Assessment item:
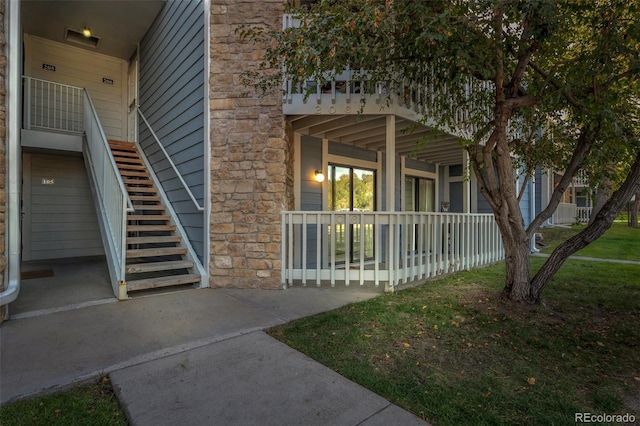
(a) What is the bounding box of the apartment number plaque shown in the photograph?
[102,78,114,85]
[42,63,56,72]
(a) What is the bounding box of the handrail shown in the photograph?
[85,91,134,212]
[83,89,133,299]
[136,106,204,211]
[22,76,84,133]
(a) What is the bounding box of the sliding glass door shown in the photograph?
[328,165,375,262]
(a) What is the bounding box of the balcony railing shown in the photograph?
[573,170,589,186]
[552,202,578,225]
[23,76,84,133]
[576,207,592,223]
[281,15,494,140]
[282,211,503,290]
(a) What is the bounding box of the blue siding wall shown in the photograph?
[138,0,205,262]
[476,186,493,213]
[519,176,531,226]
[535,168,542,216]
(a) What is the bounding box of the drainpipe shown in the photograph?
[530,172,540,253]
[0,0,22,310]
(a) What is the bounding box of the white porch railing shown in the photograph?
[282,211,503,290]
[82,90,133,299]
[552,202,577,225]
[23,76,84,133]
[576,207,592,223]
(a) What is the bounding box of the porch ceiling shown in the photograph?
[21,0,166,59]
[289,114,465,166]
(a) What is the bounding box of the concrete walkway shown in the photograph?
[0,286,429,425]
[532,252,640,265]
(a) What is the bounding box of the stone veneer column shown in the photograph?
[0,0,7,319]
[209,1,294,288]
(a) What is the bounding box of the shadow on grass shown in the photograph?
[269,259,640,425]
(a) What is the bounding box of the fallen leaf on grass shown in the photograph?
[527,377,536,385]
[402,342,411,348]
[634,377,640,382]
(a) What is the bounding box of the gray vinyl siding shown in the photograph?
[300,136,323,210]
[329,142,377,162]
[476,186,493,213]
[519,177,531,226]
[24,35,127,140]
[535,168,542,216]
[24,153,104,260]
[449,182,463,213]
[138,0,205,262]
[405,158,436,174]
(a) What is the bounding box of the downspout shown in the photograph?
[0,0,21,309]
[530,172,540,253]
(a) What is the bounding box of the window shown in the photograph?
[328,165,375,262]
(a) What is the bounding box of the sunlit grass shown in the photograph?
[0,377,126,426]
[269,258,640,425]
[539,222,640,261]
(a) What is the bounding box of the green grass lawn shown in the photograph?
[539,222,640,261]
[0,377,126,426]
[3,223,639,425]
[269,259,640,425]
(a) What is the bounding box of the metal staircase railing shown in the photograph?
[136,106,204,212]
[82,90,133,299]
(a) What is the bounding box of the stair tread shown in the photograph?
[127,214,171,221]
[127,187,157,194]
[120,170,151,177]
[108,139,136,148]
[128,224,176,232]
[132,205,166,211]
[127,274,201,292]
[127,236,181,244]
[123,178,154,185]
[115,157,144,165]
[111,150,140,159]
[118,164,147,171]
[127,247,187,258]
[130,195,161,201]
[126,260,194,274]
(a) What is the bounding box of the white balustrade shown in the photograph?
[83,90,133,299]
[552,202,578,225]
[281,211,504,289]
[23,76,84,133]
[576,207,592,223]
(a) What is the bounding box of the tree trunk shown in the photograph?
[589,174,612,225]
[630,189,640,228]
[502,236,533,302]
[494,214,533,302]
[531,150,640,301]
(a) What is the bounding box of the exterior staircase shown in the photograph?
[108,140,201,293]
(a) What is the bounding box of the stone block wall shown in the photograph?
[209,1,294,288]
[0,0,6,319]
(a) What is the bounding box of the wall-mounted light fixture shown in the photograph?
[82,27,92,38]
[314,170,325,183]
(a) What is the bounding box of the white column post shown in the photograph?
[385,115,396,291]
[463,151,471,213]
[385,115,396,212]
